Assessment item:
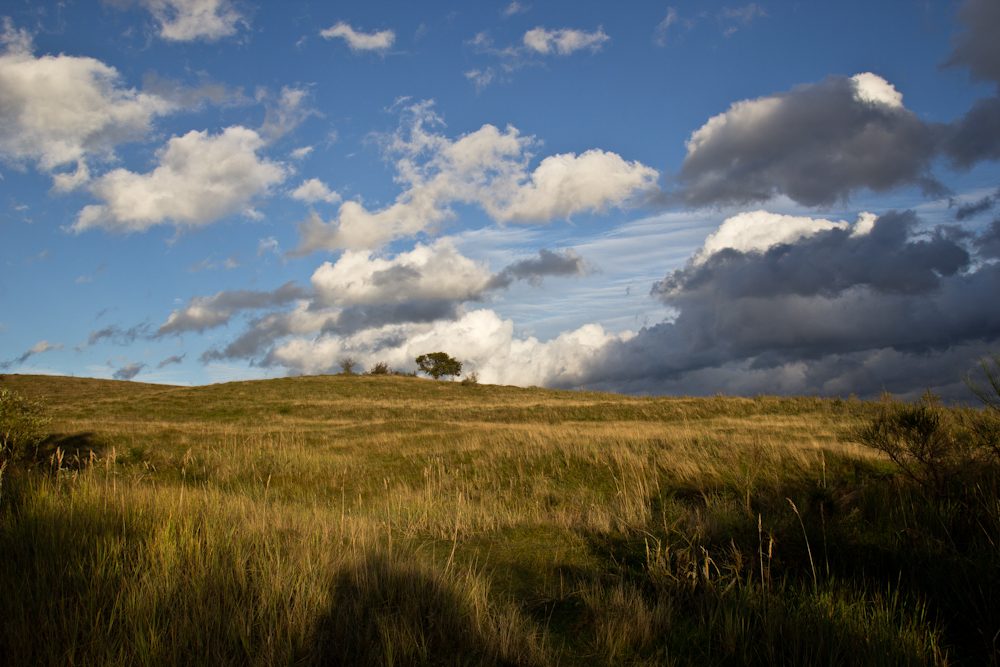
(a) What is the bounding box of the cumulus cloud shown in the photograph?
[674,73,946,207]
[576,210,1000,399]
[294,101,658,253]
[184,241,595,364]
[290,178,341,204]
[113,362,146,381]
[158,281,309,335]
[320,22,395,53]
[311,239,492,307]
[108,0,248,42]
[0,20,174,184]
[693,210,876,262]
[522,27,609,55]
[267,308,626,386]
[1,340,64,370]
[73,126,288,233]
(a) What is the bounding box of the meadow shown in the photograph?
[1,372,998,666]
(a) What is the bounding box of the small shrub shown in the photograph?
[854,391,986,496]
[965,348,1000,413]
[368,362,390,375]
[0,388,49,464]
[338,357,358,374]
[461,372,479,386]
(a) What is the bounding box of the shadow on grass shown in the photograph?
[34,432,105,468]
[311,550,543,667]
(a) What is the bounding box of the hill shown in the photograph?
[0,373,996,666]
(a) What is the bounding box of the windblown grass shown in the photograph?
[1,373,996,665]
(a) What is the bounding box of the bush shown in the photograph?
[855,391,997,497]
[966,348,1000,413]
[368,362,390,375]
[415,353,462,380]
[461,372,479,386]
[0,388,49,464]
[338,357,358,374]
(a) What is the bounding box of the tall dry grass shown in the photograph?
[1,373,992,665]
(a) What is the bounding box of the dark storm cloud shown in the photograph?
[975,220,1000,259]
[576,211,1000,399]
[952,188,998,220]
[652,211,969,300]
[943,0,1000,87]
[674,0,1000,211]
[487,248,588,290]
[673,75,947,208]
[944,97,1000,169]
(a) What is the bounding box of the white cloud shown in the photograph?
[290,146,314,160]
[311,238,493,306]
[257,236,280,256]
[850,72,904,108]
[73,126,288,233]
[137,0,247,42]
[0,22,174,181]
[523,27,609,55]
[320,22,395,53]
[290,178,341,204]
[653,9,678,46]
[464,68,495,91]
[269,307,626,386]
[497,149,660,222]
[696,210,857,262]
[295,102,659,252]
[501,2,531,17]
[258,86,317,140]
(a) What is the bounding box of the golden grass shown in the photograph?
[0,373,960,666]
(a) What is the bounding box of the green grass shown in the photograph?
[0,372,996,666]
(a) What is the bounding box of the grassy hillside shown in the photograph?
[1,373,997,666]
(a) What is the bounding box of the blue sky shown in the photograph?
[2,0,999,399]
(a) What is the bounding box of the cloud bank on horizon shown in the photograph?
[2,0,999,400]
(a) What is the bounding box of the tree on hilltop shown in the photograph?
[415,352,462,380]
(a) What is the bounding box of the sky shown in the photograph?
[1,0,999,400]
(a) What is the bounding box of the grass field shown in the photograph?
[1,372,998,666]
